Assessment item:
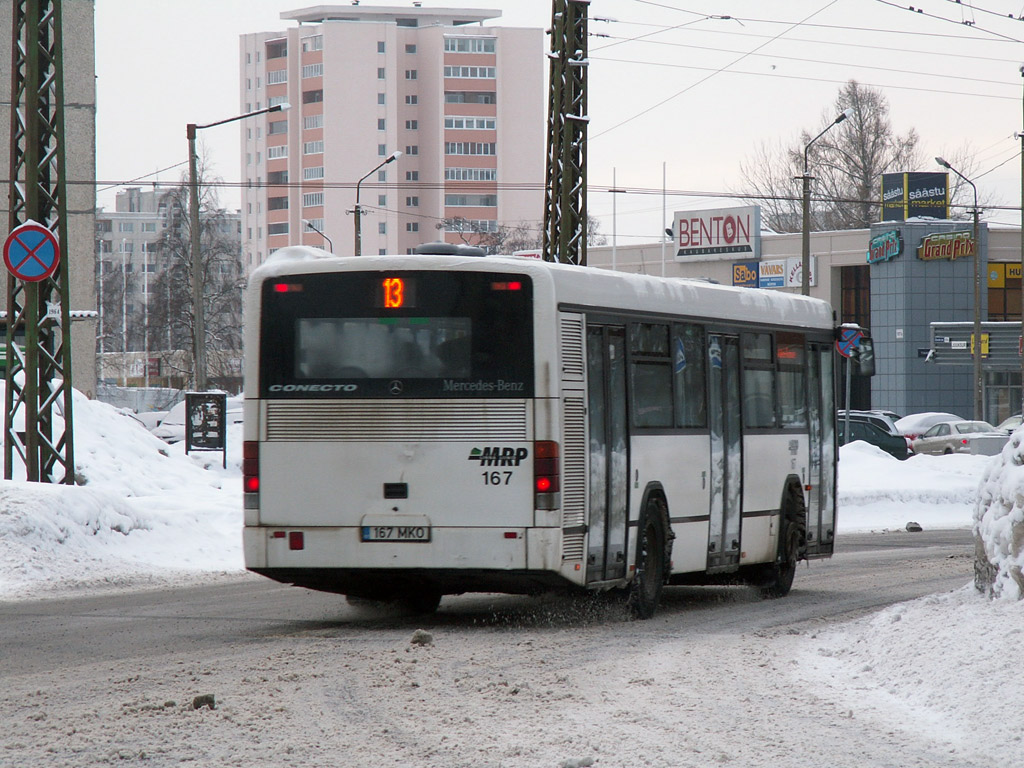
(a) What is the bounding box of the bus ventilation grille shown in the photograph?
[265,400,529,441]
[561,396,586,561]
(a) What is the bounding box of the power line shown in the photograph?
[873,0,1024,43]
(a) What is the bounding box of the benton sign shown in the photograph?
[881,172,949,221]
[917,231,975,261]
[674,205,761,261]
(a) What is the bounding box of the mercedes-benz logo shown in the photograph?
[388,380,404,395]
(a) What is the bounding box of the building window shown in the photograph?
[378,118,386,131]
[303,89,324,104]
[378,222,387,235]
[444,116,496,130]
[405,120,418,130]
[118,222,133,232]
[445,218,497,233]
[378,170,387,182]
[405,44,417,54]
[405,145,418,155]
[377,93,386,105]
[268,145,288,159]
[301,35,322,52]
[268,120,288,135]
[303,140,324,155]
[445,194,497,207]
[302,63,323,78]
[378,67,386,79]
[443,65,496,79]
[406,171,419,181]
[267,69,287,85]
[445,167,498,181]
[406,196,419,207]
[303,192,324,207]
[141,222,157,232]
[444,91,496,104]
[444,37,496,53]
[405,94,418,105]
[268,196,289,210]
[268,95,287,107]
[405,70,418,80]
[396,18,418,27]
[303,166,325,180]
[266,40,287,59]
[267,170,288,184]
[303,114,323,130]
[378,144,387,156]
[445,142,496,155]
[376,195,386,207]
[304,218,325,232]
[377,41,386,54]
[407,222,419,232]
[268,222,289,236]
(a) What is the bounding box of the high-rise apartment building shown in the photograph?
[239,5,544,268]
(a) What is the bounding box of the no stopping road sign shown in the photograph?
[3,221,60,282]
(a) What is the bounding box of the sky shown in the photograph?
[0,389,1022,764]
[94,0,1024,244]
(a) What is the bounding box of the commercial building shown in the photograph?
[0,0,97,398]
[589,206,1024,425]
[239,4,545,270]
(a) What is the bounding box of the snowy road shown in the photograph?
[0,529,984,768]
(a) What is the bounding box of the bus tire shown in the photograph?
[758,483,806,599]
[402,589,443,615]
[627,496,670,620]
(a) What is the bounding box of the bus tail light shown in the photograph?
[243,441,260,507]
[534,440,560,510]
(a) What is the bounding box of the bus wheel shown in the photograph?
[627,497,668,620]
[759,485,806,599]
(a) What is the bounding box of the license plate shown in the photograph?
[361,524,431,542]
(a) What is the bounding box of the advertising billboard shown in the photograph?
[674,205,761,261]
[881,172,949,221]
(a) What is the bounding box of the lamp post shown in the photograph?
[121,238,128,386]
[354,150,402,257]
[1019,64,1024,419]
[799,107,853,296]
[188,102,288,391]
[936,156,983,421]
[302,219,333,253]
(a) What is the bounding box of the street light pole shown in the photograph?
[799,108,853,296]
[188,102,288,391]
[936,156,983,421]
[302,219,333,253]
[354,150,402,257]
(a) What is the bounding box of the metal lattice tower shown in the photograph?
[542,0,589,266]
[5,0,75,483]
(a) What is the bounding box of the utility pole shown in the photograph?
[542,0,589,266]
[4,0,75,483]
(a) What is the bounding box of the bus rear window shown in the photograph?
[260,270,533,398]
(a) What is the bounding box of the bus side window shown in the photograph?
[630,323,672,428]
[673,323,706,428]
[741,332,777,429]
[776,332,806,428]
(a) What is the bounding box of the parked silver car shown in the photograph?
[911,420,1001,455]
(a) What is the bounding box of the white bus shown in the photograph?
[242,245,839,618]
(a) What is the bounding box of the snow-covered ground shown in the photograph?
[0,393,1021,766]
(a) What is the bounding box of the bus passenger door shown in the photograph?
[586,325,629,583]
[805,343,836,556]
[707,334,742,571]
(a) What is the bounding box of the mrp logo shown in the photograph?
[732,261,759,288]
[468,446,529,466]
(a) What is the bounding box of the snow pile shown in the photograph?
[0,389,242,599]
[837,440,991,532]
[974,428,1024,599]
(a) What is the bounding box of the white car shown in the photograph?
[894,412,963,441]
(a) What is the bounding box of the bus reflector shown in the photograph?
[289,531,304,550]
[534,440,559,508]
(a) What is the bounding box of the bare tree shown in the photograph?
[443,215,606,255]
[738,80,987,232]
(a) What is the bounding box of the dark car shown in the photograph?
[838,418,910,460]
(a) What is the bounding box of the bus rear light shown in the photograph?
[491,281,522,291]
[289,531,304,550]
[243,441,260,497]
[534,440,560,508]
[273,282,304,293]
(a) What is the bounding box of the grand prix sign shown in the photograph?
[674,205,761,261]
[917,231,974,261]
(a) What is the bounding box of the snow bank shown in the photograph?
[0,388,243,600]
[974,429,1024,599]
[838,441,989,532]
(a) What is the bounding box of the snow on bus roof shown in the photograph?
[250,248,834,329]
